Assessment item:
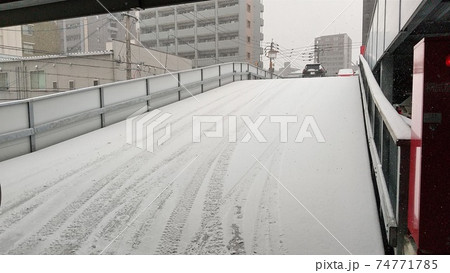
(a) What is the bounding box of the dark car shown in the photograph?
[302,63,327,77]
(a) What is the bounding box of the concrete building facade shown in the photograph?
[21,22,61,56]
[0,26,23,57]
[0,21,61,58]
[314,33,352,76]
[138,0,264,67]
[59,13,135,53]
[0,40,191,101]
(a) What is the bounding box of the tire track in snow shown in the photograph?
[183,144,235,254]
[155,147,223,254]
[6,149,154,254]
[90,149,193,254]
[251,155,287,254]
[0,146,133,235]
[42,146,195,255]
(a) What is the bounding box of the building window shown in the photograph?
[66,34,81,41]
[22,24,34,36]
[0,72,8,90]
[30,70,46,89]
[247,20,251,28]
[69,80,75,90]
[247,36,251,43]
[52,81,58,90]
[247,4,251,12]
[93,79,99,86]
[23,42,34,55]
[247,52,251,59]
[66,22,80,29]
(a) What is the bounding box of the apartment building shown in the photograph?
[138,0,264,67]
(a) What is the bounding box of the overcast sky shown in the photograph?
[262,0,362,70]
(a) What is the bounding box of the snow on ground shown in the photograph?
[0,78,384,254]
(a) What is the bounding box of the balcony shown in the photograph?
[177,44,196,54]
[158,15,176,25]
[197,27,216,36]
[217,5,239,17]
[197,9,216,19]
[197,40,216,51]
[140,33,157,42]
[140,17,156,26]
[218,22,239,32]
[217,38,239,50]
[177,27,195,38]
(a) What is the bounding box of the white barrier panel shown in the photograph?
[103,80,146,106]
[180,70,202,99]
[221,63,234,85]
[203,66,220,92]
[0,102,30,161]
[258,68,265,77]
[149,74,178,92]
[221,63,233,75]
[33,89,101,150]
[150,89,179,109]
[35,117,101,150]
[33,89,100,125]
[104,103,147,126]
[103,80,147,125]
[0,102,29,134]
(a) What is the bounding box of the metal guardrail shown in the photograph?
[0,62,276,162]
[359,55,411,254]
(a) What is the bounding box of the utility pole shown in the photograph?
[122,12,139,80]
[265,39,279,74]
[125,13,131,80]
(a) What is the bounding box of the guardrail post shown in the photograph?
[256,67,259,79]
[27,101,36,152]
[232,63,235,82]
[177,73,181,101]
[201,68,204,93]
[99,87,106,128]
[240,63,243,81]
[218,65,222,87]
[247,64,250,80]
[146,78,150,110]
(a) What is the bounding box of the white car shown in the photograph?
[337,69,355,76]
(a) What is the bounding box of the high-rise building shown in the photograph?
[138,0,264,67]
[314,33,352,76]
[59,13,136,53]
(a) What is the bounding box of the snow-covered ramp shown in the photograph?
[0,77,384,254]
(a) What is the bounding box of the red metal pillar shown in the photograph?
[409,36,450,254]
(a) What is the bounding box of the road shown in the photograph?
[0,78,384,254]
